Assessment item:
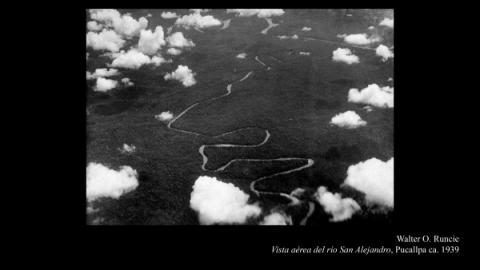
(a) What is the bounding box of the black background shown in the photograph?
[10,2,471,261]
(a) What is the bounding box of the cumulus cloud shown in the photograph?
[226,9,285,18]
[236,53,246,59]
[166,32,195,48]
[278,34,298,40]
[190,176,262,225]
[164,65,196,87]
[86,29,125,52]
[89,9,121,22]
[332,48,359,64]
[330,110,367,129]
[86,162,139,202]
[299,51,310,56]
[87,68,119,80]
[137,26,166,55]
[375,44,394,62]
[110,49,168,69]
[314,186,361,222]
[302,26,312,31]
[348,84,394,108]
[152,55,170,66]
[260,212,292,225]
[121,77,133,86]
[155,111,174,121]
[368,26,375,30]
[175,13,222,29]
[120,143,136,153]
[379,18,394,28]
[343,33,379,45]
[89,9,148,37]
[167,48,182,55]
[87,21,103,31]
[190,9,209,13]
[94,77,118,92]
[161,11,178,19]
[344,158,394,207]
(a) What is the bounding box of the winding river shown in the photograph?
[261,18,279,35]
[165,56,315,225]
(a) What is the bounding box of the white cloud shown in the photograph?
[302,26,312,31]
[315,186,360,222]
[137,26,166,55]
[110,49,167,69]
[348,84,394,108]
[94,77,118,92]
[167,48,182,55]
[120,143,136,153]
[375,44,394,62]
[330,110,367,129]
[86,162,139,202]
[260,212,291,225]
[299,51,310,56]
[190,9,209,13]
[257,9,285,18]
[151,55,170,66]
[226,9,285,18]
[236,53,246,59]
[89,9,148,37]
[121,77,133,86]
[278,34,298,40]
[227,9,259,17]
[379,18,394,28]
[368,26,375,30]
[161,11,178,19]
[166,32,195,48]
[164,65,196,87]
[86,29,125,52]
[332,48,359,64]
[87,21,103,31]
[343,33,379,45]
[155,111,174,121]
[364,106,373,112]
[175,13,222,29]
[87,68,119,80]
[190,176,262,225]
[344,158,394,207]
[89,9,121,25]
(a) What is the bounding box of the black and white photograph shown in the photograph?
[2,3,472,261]
[86,9,394,226]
